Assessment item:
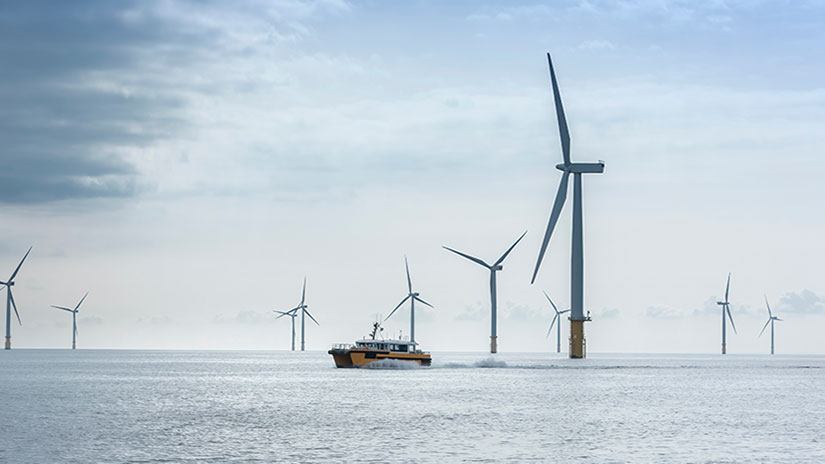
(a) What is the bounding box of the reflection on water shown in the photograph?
[1,350,823,463]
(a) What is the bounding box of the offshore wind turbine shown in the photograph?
[444,231,527,353]
[2,247,32,350]
[273,307,299,351]
[531,53,604,359]
[543,291,570,354]
[716,273,737,354]
[759,295,783,355]
[385,256,433,343]
[287,278,318,351]
[51,293,88,350]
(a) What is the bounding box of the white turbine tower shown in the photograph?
[273,307,299,351]
[759,295,783,355]
[444,231,527,353]
[716,273,736,354]
[543,291,570,354]
[2,247,32,350]
[531,53,604,359]
[51,293,88,350]
[283,278,319,351]
[385,256,433,343]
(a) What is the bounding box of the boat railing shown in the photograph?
[331,343,354,350]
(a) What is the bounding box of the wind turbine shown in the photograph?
[716,273,736,354]
[543,291,570,354]
[273,307,299,351]
[530,53,604,359]
[286,278,318,351]
[443,231,527,353]
[51,293,88,350]
[759,295,782,355]
[1,247,32,350]
[384,256,433,344]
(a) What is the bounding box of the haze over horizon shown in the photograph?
[2,0,824,353]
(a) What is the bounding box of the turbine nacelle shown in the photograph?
[556,162,605,174]
[492,264,503,271]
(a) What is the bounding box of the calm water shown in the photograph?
[1,350,823,463]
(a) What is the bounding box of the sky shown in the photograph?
[1,0,824,353]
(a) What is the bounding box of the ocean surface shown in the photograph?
[1,350,823,463]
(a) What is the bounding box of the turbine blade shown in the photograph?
[726,305,737,334]
[413,296,433,308]
[303,308,320,326]
[442,246,490,268]
[273,309,297,319]
[9,291,21,325]
[405,255,412,294]
[775,317,783,322]
[74,292,89,311]
[543,291,559,313]
[301,277,306,307]
[560,309,571,314]
[725,273,731,302]
[764,295,772,317]
[531,171,570,284]
[385,295,411,321]
[494,230,528,267]
[52,305,74,312]
[9,246,32,282]
[547,53,571,166]
[547,313,558,337]
[759,319,771,337]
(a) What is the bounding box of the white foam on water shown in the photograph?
[360,358,422,369]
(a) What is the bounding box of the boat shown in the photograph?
[328,322,431,368]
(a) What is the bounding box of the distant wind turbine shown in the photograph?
[530,53,604,359]
[285,278,318,351]
[716,273,736,354]
[273,307,299,351]
[543,291,570,354]
[2,247,32,350]
[443,231,527,353]
[759,295,783,355]
[385,256,433,343]
[52,293,89,350]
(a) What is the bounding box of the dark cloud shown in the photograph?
[777,290,825,315]
[0,2,204,203]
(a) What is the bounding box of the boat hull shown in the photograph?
[328,348,431,368]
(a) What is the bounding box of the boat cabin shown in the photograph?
[354,339,418,353]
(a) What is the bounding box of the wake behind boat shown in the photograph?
[328,322,431,368]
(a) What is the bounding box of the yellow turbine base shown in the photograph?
[570,320,586,359]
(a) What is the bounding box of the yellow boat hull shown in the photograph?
[328,348,431,368]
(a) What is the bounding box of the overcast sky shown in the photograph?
[2,0,824,353]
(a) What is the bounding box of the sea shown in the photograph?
[1,350,823,463]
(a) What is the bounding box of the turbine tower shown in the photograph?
[385,256,433,343]
[444,231,527,353]
[759,295,782,355]
[51,292,88,350]
[531,53,604,359]
[273,307,299,351]
[716,273,736,354]
[287,278,318,351]
[1,247,32,350]
[543,291,570,354]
